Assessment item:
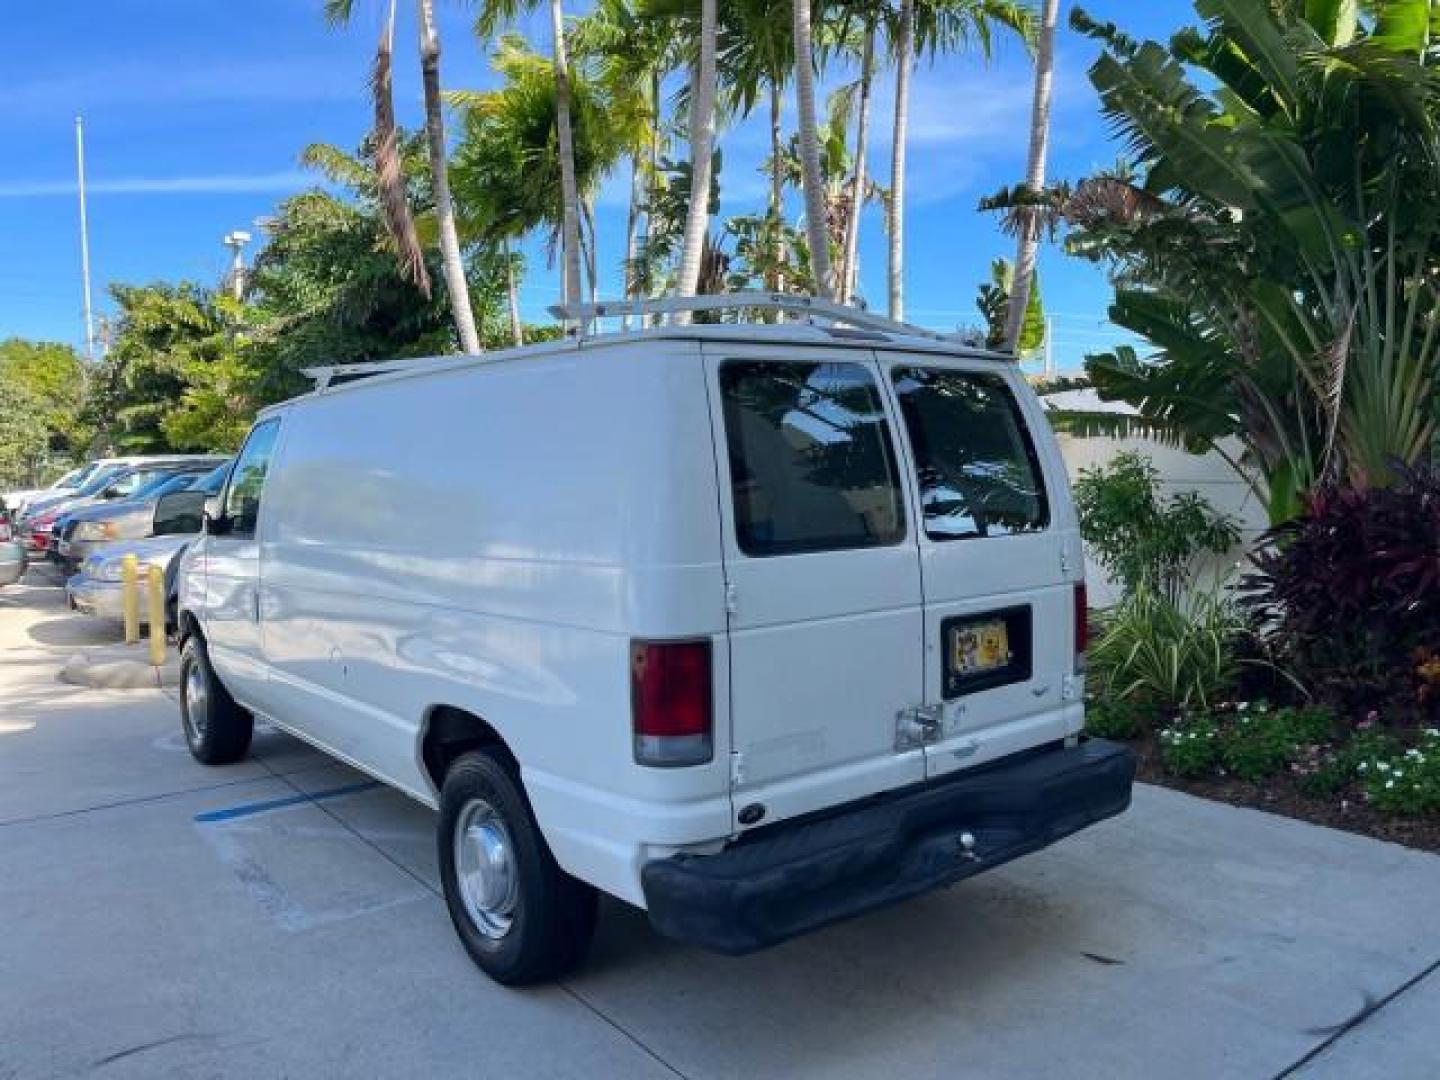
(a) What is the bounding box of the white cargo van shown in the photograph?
[176,296,1133,985]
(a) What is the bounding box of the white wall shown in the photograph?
[1043,390,1269,607]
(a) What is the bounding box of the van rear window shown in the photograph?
[891,368,1048,541]
[719,360,906,557]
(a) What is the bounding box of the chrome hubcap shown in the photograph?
[453,798,518,938]
[182,659,208,743]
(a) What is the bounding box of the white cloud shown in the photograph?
[0,171,314,198]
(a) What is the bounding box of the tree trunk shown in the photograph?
[623,154,642,329]
[794,0,834,300]
[550,0,584,312]
[417,0,481,353]
[674,0,718,321]
[769,79,786,295]
[582,197,599,306]
[642,68,662,325]
[887,0,914,321]
[504,238,523,347]
[1003,0,1059,355]
[840,23,876,304]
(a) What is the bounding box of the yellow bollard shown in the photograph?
[121,554,140,645]
[147,565,166,667]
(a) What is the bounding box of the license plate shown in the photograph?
[950,619,1011,675]
[942,606,1033,699]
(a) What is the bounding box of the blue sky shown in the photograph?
[0,1,1191,371]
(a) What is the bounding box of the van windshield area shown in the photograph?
[891,368,1048,541]
[719,360,906,557]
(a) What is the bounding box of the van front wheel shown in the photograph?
[438,750,597,985]
[179,635,253,765]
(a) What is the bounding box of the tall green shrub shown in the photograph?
[1073,451,1239,603]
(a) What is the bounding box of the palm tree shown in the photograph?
[1002,0,1057,353]
[476,0,585,311]
[449,35,646,320]
[777,85,888,260]
[571,1,678,322]
[887,0,1037,321]
[324,0,482,353]
[794,0,836,299]
[887,0,915,318]
[674,0,719,307]
[371,0,430,301]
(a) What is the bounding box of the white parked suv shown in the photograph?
[175,296,1133,985]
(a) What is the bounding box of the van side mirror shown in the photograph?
[203,495,231,536]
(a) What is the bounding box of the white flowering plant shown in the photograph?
[1357,729,1440,815]
[1158,714,1224,777]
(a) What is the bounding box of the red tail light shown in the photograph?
[1074,581,1089,670]
[631,639,713,767]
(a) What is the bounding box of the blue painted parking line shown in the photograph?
[194,780,383,823]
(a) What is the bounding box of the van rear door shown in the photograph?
[705,347,926,829]
[880,356,1083,781]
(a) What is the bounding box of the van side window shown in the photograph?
[719,360,906,556]
[223,420,281,535]
[891,368,1049,541]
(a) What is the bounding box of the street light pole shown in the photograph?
[75,115,96,361]
[223,230,252,301]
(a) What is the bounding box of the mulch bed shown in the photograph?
[1127,729,1440,854]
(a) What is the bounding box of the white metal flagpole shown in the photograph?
[75,115,96,361]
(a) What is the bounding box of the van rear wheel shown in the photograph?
[179,635,253,765]
[438,750,597,985]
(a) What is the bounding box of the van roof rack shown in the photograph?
[548,292,959,343]
[299,293,981,391]
[301,358,433,390]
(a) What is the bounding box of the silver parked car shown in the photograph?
[0,510,26,587]
[67,535,193,626]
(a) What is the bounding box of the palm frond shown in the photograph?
[298,143,373,193]
[323,0,357,28]
[1045,408,1192,446]
[371,0,431,298]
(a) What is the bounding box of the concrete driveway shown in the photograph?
[2,567,1438,1079]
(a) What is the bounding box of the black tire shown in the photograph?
[179,633,253,765]
[438,750,598,985]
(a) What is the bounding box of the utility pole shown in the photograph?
[75,116,96,361]
[223,230,252,300]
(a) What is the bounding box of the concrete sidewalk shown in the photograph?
[2,566,1438,1079]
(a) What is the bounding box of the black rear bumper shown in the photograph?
[642,737,1134,955]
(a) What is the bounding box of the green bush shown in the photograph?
[1221,704,1334,781]
[1084,696,1149,740]
[1158,715,1224,777]
[1160,702,1338,782]
[1073,452,1240,603]
[1089,585,1245,711]
[1357,729,1440,815]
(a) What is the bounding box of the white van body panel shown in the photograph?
[247,342,731,904]
[180,325,1087,909]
